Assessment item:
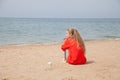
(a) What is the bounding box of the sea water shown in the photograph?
[0,18,120,45]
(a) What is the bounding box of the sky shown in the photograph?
[0,0,120,18]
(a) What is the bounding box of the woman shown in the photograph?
[61,28,87,65]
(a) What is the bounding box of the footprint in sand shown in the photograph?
[62,76,77,80]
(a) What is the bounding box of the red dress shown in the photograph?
[61,38,86,65]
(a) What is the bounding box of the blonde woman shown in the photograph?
[61,28,86,65]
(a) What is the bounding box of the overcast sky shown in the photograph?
[0,0,120,18]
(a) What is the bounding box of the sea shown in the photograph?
[0,18,120,45]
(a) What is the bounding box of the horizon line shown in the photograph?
[0,17,120,19]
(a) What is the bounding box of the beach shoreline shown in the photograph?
[0,39,120,47]
[0,40,120,80]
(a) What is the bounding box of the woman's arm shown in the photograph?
[61,38,70,51]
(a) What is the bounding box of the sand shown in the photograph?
[0,40,120,80]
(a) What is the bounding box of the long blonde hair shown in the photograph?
[67,28,85,52]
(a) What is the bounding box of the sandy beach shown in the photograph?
[0,40,120,80]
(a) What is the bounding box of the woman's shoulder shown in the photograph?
[64,38,71,41]
[63,38,73,44]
